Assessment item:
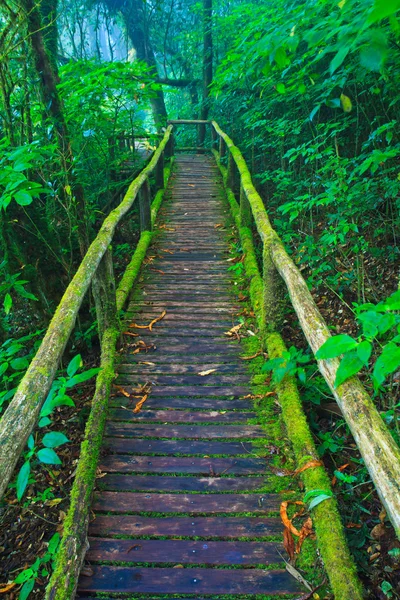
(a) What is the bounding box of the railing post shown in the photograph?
[211,126,218,150]
[219,136,226,158]
[92,247,117,342]
[165,131,174,159]
[139,178,152,232]
[227,152,235,191]
[240,184,252,227]
[262,242,282,332]
[155,150,165,190]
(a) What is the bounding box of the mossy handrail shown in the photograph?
[209,120,400,541]
[0,125,173,501]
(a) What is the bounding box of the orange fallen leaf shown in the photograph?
[295,516,313,554]
[0,583,16,593]
[240,351,263,360]
[280,501,304,537]
[293,460,323,477]
[283,525,295,562]
[123,331,139,337]
[224,324,242,337]
[133,394,148,413]
[214,223,224,228]
[131,310,167,332]
[114,385,131,398]
[159,249,174,254]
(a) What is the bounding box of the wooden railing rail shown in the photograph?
[209,120,400,538]
[0,125,173,501]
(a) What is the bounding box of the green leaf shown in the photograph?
[4,293,12,315]
[19,578,35,600]
[316,334,358,360]
[357,340,372,366]
[275,82,286,94]
[303,488,331,503]
[16,461,31,501]
[330,45,351,74]
[360,31,388,71]
[14,190,33,206]
[10,356,29,370]
[42,432,69,448]
[335,350,364,387]
[27,434,34,450]
[65,367,100,388]
[368,0,400,23]
[384,290,400,310]
[67,354,82,377]
[0,361,8,377]
[47,532,60,555]
[309,494,333,510]
[14,569,34,584]
[38,417,51,428]
[37,448,62,464]
[373,342,400,390]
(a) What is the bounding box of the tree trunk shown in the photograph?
[20,0,89,256]
[199,0,212,146]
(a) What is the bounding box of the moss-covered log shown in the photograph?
[0,126,173,501]
[213,147,364,600]
[212,121,400,540]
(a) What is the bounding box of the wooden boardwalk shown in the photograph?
[77,155,303,597]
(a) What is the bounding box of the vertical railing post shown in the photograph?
[139,178,152,232]
[262,242,282,332]
[155,150,165,190]
[165,131,174,159]
[92,247,117,342]
[211,125,218,150]
[219,136,226,159]
[227,151,235,191]
[239,184,252,228]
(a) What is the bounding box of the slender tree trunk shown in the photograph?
[199,0,213,146]
[20,0,88,256]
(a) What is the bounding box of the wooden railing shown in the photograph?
[207,120,400,539]
[0,125,174,501]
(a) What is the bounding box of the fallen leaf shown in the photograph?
[133,394,148,413]
[0,583,16,593]
[114,385,131,398]
[331,462,350,486]
[295,516,313,554]
[123,331,139,337]
[46,498,63,506]
[214,223,224,228]
[224,323,243,338]
[293,460,324,477]
[283,526,295,562]
[280,501,304,537]
[285,562,312,591]
[198,369,217,376]
[81,566,94,577]
[131,310,167,332]
[139,361,156,366]
[240,351,263,360]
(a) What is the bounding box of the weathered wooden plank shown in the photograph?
[105,423,263,439]
[149,386,249,397]
[94,492,277,513]
[116,375,248,387]
[116,364,248,375]
[103,438,254,455]
[86,538,282,565]
[110,397,253,409]
[101,474,266,492]
[99,456,266,475]
[89,515,283,538]
[109,408,254,422]
[77,566,302,595]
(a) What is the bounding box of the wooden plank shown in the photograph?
[103,438,254,455]
[93,492,278,513]
[85,538,282,565]
[109,398,253,409]
[99,456,266,475]
[108,409,255,422]
[115,374,249,386]
[121,344,242,355]
[105,424,263,439]
[122,354,247,364]
[101,474,266,492]
[116,364,248,375]
[77,566,302,595]
[88,515,283,538]
[149,386,249,397]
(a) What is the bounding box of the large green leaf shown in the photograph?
[316,334,358,360]
[373,342,400,389]
[37,448,62,464]
[42,432,69,448]
[335,350,364,387]
[16,460,31,501]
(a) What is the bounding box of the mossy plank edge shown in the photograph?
[0,126,173,501]
[213,150,364,600]
[212,121,400,540]
[45,325,119,600]
[45,159,174,600]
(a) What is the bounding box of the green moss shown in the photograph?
[214,146,364,600]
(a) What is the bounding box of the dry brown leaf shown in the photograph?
[150,268,165,274]
[131,310,166,332]
[224,323,243,337]
[214,223,224,228]
[140,361,156,366]
[240,351,263,360]
[295,516,313,554]
[114,385,131,398]
[198,369,217,376]
[123,331,139,337]
[280,501,304,537]
[283,525,295,562]
[160,248,174,254]
[0,583,16,593]
[133,394,148,413]
[293,460,324,477]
